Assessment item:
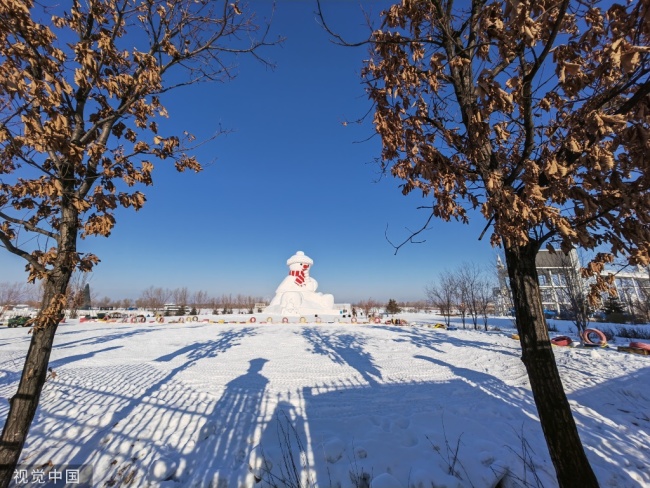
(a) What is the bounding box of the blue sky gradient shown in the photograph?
[0,1,498,303]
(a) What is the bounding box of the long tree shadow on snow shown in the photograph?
[0,346,123,421]
[563,365,650,487]
[260,375,555,488]
[53,326,164,350]
[375,325,520,358]
[301,328,382,385]
[38,327,257,486]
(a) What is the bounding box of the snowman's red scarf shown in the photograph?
[290,269,306,285]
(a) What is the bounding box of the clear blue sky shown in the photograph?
[0,0,498,303]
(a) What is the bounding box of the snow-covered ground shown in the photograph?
[1,314,648,488]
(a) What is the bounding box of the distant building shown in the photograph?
[602,266,650,314]
[494,256,513,316]
[497,248,650,320]
[164,303,184,314]
[535,249,582,315]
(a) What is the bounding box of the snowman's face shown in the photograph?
[301,263,310,270]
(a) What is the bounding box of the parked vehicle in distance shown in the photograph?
[8,316,31,328]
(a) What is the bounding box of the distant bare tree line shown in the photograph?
[0,282,41,307]
[131,287,263,314]
[353,298,430,318]
[0,281,265,315]
[425,262,494,330]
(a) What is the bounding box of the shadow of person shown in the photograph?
[183,358,270,487]
[251,399,313,487]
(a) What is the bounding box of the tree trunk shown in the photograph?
[0,205,77,488]
[504,242,599,488]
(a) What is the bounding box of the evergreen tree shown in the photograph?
[602,296,627,323]
[82,284,91,309]
[602,296,624,315]
[385,299,401,315]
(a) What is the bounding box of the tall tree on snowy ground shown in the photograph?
[0,0,277,483]
[321,0,650,486]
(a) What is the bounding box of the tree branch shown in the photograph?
[0,212,57,239]
[0,230,47,276]
[385,209,436,255]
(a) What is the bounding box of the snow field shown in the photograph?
[0,317,648,487]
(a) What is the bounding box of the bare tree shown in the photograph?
[192,290,209,313]
[219,293,234,314]
[425,270,457,327]
[140,286,171,312]
[456,262,484,330]
[0,282,34,306]
[476,278,494,331]
[319,0,650,484]
[65,272,92,319]
[554,250,592,333]
[355,298,380,319]
[172,287,189,309]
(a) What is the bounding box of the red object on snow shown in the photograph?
[551,336,573,347]
[629,341,650,351]
[582,328,607,346]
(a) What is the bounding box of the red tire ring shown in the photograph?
[582,328,607,346]
[249,317,257,323]
[374,317,381,324]
[282,317,289,323]
[629,341,650,351]
[156,316,164,324]
[551,336,573,347]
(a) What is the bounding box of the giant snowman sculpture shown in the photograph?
[264,251,339,316]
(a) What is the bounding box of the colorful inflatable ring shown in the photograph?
[178,317,185,323]
[156,316,164,324]
[190,316,198,322]
[582,328,607,346]
[266,317,273,323]
[550,336,573,347]
[249,317,257,323]
[351,317,357,323]
[374,317,381,324]
[629,341,650,351]
[282,317,289,323]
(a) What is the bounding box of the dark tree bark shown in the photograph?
[504,242,599,488]
[0,206,77,488]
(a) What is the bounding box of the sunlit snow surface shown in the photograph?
[1,315,648,487]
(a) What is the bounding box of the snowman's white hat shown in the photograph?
[287,251,313,266]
